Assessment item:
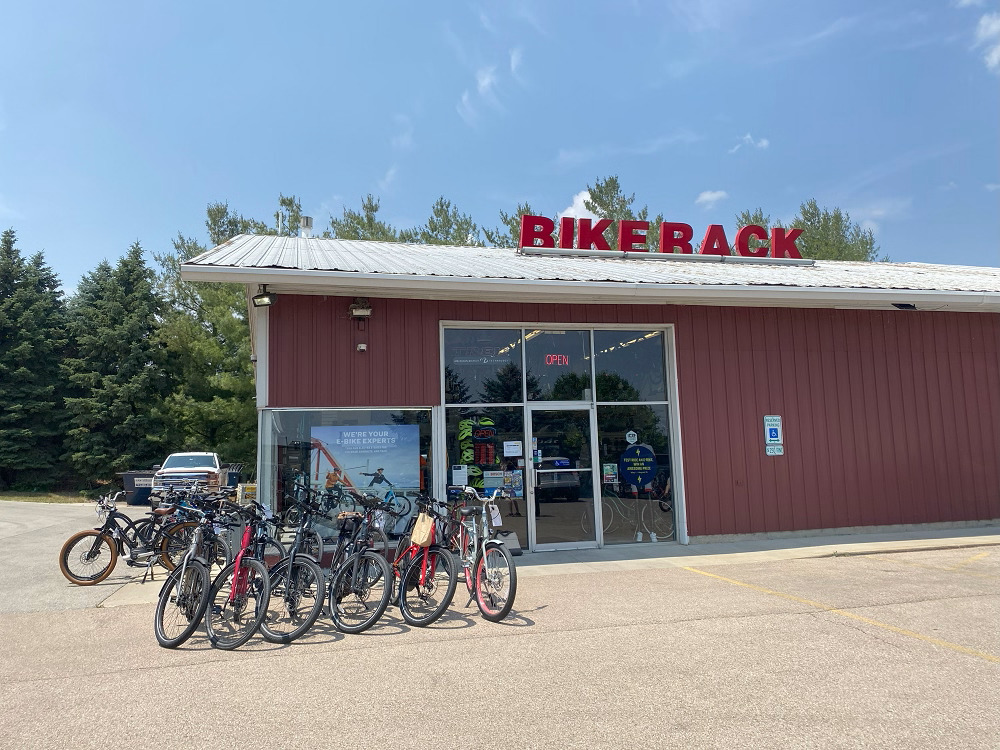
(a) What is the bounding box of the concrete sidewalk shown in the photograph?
[99,523,1000,608]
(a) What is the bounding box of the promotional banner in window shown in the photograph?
[311,425,421,491]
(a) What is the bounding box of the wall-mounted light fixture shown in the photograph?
[349,298,373,319]
[252,284,276,308]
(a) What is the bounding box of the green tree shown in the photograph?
[328,194,403,241]
[0,230,69,489]
[412,196,482,246]
[484,202,537,248]
[736,201,885,261]
[63,244,169,488]
[584,176,665,252]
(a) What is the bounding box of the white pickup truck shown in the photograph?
[151,452,223,507]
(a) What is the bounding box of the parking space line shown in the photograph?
[946,550,991,571]
[865,557,998,580]
[682,566,1000,665]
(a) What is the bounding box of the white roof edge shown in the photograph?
[180,263,1000,312]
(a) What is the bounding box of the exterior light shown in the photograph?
[252,285,276,308]
[349,298,373,319]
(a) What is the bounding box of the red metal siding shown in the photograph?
[268,295,1000,535]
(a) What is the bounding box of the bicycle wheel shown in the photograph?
[260,556,325,643]
[301,529,324,563]
[329,550,392,634]
[474,544,517,622]
[364,525,390,558]
[59,530,118,585]
[154,561,211,648]
[261,537,287,569]
[642,502,675,541]
[204,558,271,650]
[399,546,458,627]
[159,521,199,570]
[206,536,233,572]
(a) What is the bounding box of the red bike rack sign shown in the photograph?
[519,214,803,259]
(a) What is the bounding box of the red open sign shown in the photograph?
[545,354,570,365]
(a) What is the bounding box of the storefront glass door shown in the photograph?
[527,406,599,549]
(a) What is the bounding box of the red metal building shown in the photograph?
[181,234,1000,550]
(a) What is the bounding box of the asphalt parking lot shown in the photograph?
[1,500,997,749]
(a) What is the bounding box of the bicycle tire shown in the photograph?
[261,537,287,570]
[329,550,392,634]
[399,546,458,627]
[154,561,211,648]
[474,544,517,622]
[365,525,390,558]
[159,520,199,571]
[642,502,674,540]
[301,529,324,564]
[260,556,325,643]
[59,530,118,585]
[204,557,271,650]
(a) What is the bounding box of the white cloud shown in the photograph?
[728,133,770,154]
[479,9,496,34]
[695,190,728,209]
[554,131,701,167]
[940,181,958,190]
[476,66,497,96]
[390,115,413,151]
[457,90,477,125]
[974,12,1000,73]
[956,0,985,7]
[558,191,599,220]
[986,183,1000,191]
[510,47,523,79]
[847,197,912,234]
[378,166,398,192]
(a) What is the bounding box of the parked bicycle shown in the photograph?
[326,490,394,633]
[154,505,223,648]
[59,491,223,586]
[203,501,272,650]
[259,496,329,644]
[447,486,518,621]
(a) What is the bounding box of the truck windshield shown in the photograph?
[162,455,217,469]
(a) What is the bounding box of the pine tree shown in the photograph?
[0,230,69,489]
[64,243,169,487]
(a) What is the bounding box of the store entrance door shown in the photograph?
[526,406,599,550]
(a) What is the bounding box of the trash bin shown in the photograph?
[224,464,243,488]
[118,470,157,506]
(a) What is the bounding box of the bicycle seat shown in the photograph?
[459,507,479,518]
[151,505,176,516]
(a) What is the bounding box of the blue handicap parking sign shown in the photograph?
[768,427,779,440]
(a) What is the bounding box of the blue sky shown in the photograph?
[1,1,998,290]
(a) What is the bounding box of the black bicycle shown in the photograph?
[326,490,394,634]
[59,491,220,585]
[259,496,329,644]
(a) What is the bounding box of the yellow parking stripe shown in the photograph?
[682,566,1000,665]
[946,550,990,571]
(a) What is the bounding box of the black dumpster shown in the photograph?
[224,464,243,488]
[119,470,157,505]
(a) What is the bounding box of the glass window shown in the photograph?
[259,409,432,540]
[596,404,674,543]
[594,330,667,402]
[445,406,528,547]
[444,329,523,404]
[524,330,592,401]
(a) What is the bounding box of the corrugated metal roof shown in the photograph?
[185,234,1000,294]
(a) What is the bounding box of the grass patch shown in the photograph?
[0,490,87,504]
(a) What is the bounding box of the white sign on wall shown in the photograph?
[763,415,783,445]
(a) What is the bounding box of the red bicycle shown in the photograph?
[388,497,458,627]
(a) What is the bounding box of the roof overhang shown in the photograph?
[179,263,1000,313]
